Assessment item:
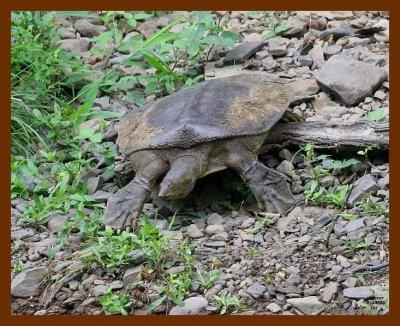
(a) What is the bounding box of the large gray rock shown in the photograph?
[316,55,387,105]
[11,267,46,297]
[169,296,208,315]
[347,174,379,205]
[343,286,375,299]
[287,296,325,315]
[223,41,265,65]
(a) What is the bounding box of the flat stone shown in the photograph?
[11,267,46,297]
[347,174,379,205]
[169,296,208,315]
[345,218,365,233]
[316,55,387,106]
[223,41,265,65]
[297,55,313,67]
[123,265,143,286]
[91,190,112,203]
[47,212,73,233]
[87,176,104,195]
[255,50,269,60]
[247,283,267,299]
[266,302,282,313]
[282,17,307,36]
[91,284,107,297]
[343,286,374,299]
[317,106,348,118]
[324,45,342,59]
[322,282,338,302]
[241,217,255,229]
[287,296,324,315]
[11,228,35,240]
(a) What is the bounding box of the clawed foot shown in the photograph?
[102,189,142,234]
[246,163,296,213]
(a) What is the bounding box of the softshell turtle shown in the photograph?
[104,73,315,231]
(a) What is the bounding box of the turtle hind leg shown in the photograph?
[103,151,168,233]
[227,151,296,214]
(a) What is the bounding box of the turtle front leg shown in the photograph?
[103,154,168,233]
[228,155,296,213]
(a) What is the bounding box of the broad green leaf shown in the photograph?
[361,108,388,122]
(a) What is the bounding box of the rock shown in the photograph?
[241,217,255,229]
[343,277,357,288]
[322,282,338,302]
[91,285,107,297]
[247,283,267,299]
[11,228,35,240]
[278,149,293,161]
[261,57,277,71]
[169,296,208,315]
[87,176,104,195]
[266,302,282,313]
[187,224,203,238]
[282,17,307,36]
[268,37,288,57]
[11,267,46,297]
[47,212,73,233]
[317,106,348,118]
[324,45,342,59]
[377,174,389,189]
[374,90,386,101]
[276,160,295,178]
[343,286,374,299]
[123,265,143,286]
[223,41,265,65]
[205,225,224,236]
[244,32,262,42]
[59,38,91,52]
[68,280,79,291]
[149,219,168,230]
[344,37,370,48]
[74,19,106,37]
[347,174,379,205]
[92,190,112,203]
[255,50,269,60]
[206,213,224,225]
[296,55,314,67]
[345,218,365,233]
[316,55,387,106]
[287,296,324,315]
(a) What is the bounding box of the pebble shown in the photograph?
[266,302,282,313]
[205,224,224,236]
[187,224,203,238]
[247,283,267,299]
[241,217,255,229]
[322,282,338,302]
[11,267,46,297]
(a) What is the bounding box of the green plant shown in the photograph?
[262,272,274,284]
[99,287,132,315]
[358,197,389,217]
[214,290,245,314]
[195,268,222,290]
[245,246,264,258]
[88,229,138,270]
[12,260,25,274]
[346,240,371,252]
[149,270,193,312]
[11,11,90,154]
[361,109,388,122]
